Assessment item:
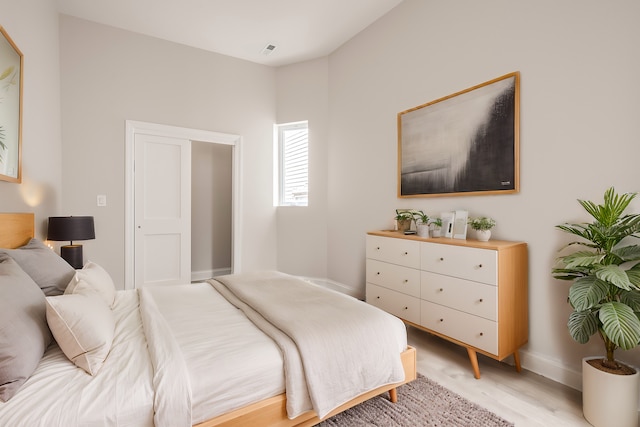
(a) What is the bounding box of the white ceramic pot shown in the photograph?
[582,357,639,427]
[431,226,441,238]
[476,229,491,241]
[416,223,429,238]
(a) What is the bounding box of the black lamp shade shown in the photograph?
[47,217,95,269]
[47,216,95,242]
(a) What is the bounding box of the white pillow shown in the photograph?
[66,261,116,308]
[45,293,115,376]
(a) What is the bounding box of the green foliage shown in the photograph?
[553,187,640,367]
[468,216,496,231]
[412,210,429,224]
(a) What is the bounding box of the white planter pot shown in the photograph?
[416,223,429,238]
[476,229,491,241]
[582,357,639,427]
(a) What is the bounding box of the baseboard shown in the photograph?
[519,348,583,391]
[301,276,363,300]
[191,267,231,282]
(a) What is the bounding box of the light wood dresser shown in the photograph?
[366,230,528,379]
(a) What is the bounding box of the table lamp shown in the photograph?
[47,216,95,269]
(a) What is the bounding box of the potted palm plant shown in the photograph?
[552,187,640,427]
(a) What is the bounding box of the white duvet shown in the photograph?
[0,272,408,426]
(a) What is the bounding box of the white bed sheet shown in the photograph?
[0,290,155,427]
[144,282,285,424]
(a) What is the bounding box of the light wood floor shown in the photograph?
[407,326,592,426]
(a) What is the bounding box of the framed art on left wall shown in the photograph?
[398,72,520,198]
[0,26,23,183]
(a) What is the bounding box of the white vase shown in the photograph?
[476,229,491,241]
[416,223,429,238]
[582,357,639,427]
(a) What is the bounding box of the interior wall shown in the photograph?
[275,57,329,278]
[0,0,61,234]
[59,15,278,287]
[191,141,232,277]
[325,0,640,389]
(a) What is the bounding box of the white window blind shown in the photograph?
[278,121,308,206]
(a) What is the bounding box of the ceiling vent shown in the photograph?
[261,44,277,55]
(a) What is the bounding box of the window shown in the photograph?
[276,121,308,206]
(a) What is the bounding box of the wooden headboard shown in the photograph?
[0,213,35,248]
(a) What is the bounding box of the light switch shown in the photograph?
[97,195,107,207]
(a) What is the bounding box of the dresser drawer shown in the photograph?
[420,242,497,285]
[366,259,420,297]
[421,271,497,321]
[366,283,420,324]
[367,235,420,268]
[420,301,498,354]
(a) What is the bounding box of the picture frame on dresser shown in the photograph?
[397,72,520,198]
[0,26,23,183]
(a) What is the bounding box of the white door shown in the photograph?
[134,133,191,287]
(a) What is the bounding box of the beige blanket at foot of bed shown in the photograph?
[210,271,407,420]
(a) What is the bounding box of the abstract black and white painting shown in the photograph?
[398,72,519,197]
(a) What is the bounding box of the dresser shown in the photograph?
[366,230,528,379]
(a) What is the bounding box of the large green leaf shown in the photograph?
[569,277,608,311]
[620,291,640,311]
[599,302,640,350]
[612,245,640,262]
[568,310,599,344]
[560,251,604,269]
[595,265,633,290]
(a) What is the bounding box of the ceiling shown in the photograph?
[56,0,403,67]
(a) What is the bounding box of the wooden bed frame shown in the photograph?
[0,212,417,427]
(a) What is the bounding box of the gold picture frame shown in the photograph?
[0,26,23,183]
[398,72,520,198]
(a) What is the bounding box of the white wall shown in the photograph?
[0,0,62,234]
[275,58,330,278]
[59,15,278,286]
[191,141,232,276]
[324,0,640,389]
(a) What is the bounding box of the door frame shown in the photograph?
[124,120,243,290]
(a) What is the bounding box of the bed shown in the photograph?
[0,213,416,426]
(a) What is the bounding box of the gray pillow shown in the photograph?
[0,254,53,402]
[0,238,76,296]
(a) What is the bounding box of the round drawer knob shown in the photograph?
[376,247,380,250]
[439,318,444,322]
[403,279,408,283]
[479,332,484,337]
[404,251,408,255]
[403,306,408,310]
[438,288,443,292]
[479,298,483,303]
[376,296,380,299]
[376,272,381,275]
[439,257,444,261]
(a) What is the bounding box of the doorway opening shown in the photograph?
[124,120,242,289]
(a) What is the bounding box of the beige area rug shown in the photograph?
[316,374,514,426]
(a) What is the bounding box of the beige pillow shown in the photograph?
[45,293,115,376]
[65,261,116,308]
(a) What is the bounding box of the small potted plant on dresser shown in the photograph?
[430,217,443,237]
[395,209,414,232]
[412,210,430,237]
[552,187,640,427]
[468,217,496,241]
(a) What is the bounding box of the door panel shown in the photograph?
[134,133,191,287]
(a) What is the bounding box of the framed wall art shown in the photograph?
[398,72,520,198]
[0,26,23,183]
